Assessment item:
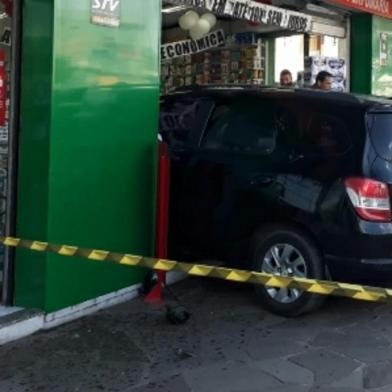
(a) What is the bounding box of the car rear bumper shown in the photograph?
[325,255,392,286]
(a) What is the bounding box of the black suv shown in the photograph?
[159,86,392,316]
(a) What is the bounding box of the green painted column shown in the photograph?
[15,0,160,311]
[351,14,392,96]
[350,14,372,94]
[370,16,392,96]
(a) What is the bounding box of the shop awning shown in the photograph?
[326,0,391,19]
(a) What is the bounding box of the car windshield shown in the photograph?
[367,112,392,161]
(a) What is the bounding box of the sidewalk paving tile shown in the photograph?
[363,360,392,389]
[311,326,392,363]
[183,360,282,392]
[254,358,314,385]
[290,348,361,386]
[130,375,191,392]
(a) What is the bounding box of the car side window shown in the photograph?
[159,99,206,149]
[300,112,352,156]
[202,99,277,154]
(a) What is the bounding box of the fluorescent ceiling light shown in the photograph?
[162,5,188,14]
[306,3,339,15]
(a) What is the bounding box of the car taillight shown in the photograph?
[345,177,392,222]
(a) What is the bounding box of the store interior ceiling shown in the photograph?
[161,1,352,37]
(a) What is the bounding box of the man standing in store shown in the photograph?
[313,71,333,91]
[279,69,294,87]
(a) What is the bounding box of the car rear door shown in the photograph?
[186,95,280,262]
[159,96,215,260]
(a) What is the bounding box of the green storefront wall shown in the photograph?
[371,17,392,96]
[15,0,161,312]
[351,13,392,96]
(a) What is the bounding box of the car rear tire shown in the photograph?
[251,226,326,317]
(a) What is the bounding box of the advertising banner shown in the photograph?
[330,0,391,19]
[161,29,226,60]
[166,0,312,33]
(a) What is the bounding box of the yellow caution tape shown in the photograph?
[2,235,392,303]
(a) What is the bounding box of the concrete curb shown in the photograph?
[0,271,187,345]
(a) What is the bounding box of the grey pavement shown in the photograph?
[1,277,392,391]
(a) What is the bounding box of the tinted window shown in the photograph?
[266,99,355,160]
[300,113,352,156]
[367,112,392,161]
[159,99,201,148]
[274,104,300,147]
[202,99,276,154]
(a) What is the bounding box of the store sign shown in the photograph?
[330,0,392,19]
[223,0,311,32]
[161,29,225,60]
[91,0,121,28]
[166,0,312,33]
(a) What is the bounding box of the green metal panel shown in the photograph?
[350,14,372,94]
[351,14,392,96]
[14,0,54,308]
[371,16,392,96]
[16,0,160,311]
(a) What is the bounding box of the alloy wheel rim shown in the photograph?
[261,243,307,304]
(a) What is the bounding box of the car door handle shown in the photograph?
[249,175,274,186]
[288,153,304,163]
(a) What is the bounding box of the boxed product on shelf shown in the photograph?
[246,58,263,69]
[303,71,315,86]
[193,53,204,63]
[251,79,264,85]
[161,39,266,93]
[304,56,327,71]
[326,57,346,76]
[246,69,261,79]
[304,56,347,92]
[332,82,345,92]
[221,63,230,73]
[242,47,260,59]
[230,61,240,71]
[221,50,231,60]
[229,50,241,61]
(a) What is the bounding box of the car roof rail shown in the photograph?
[161,85,392,109]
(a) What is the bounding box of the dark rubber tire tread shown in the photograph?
[251,225,326,317]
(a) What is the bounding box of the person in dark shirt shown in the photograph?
[313,71,333,91]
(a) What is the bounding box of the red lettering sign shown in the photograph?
[331,0,392,19]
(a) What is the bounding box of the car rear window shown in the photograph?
[367,112,392,161]
[202,100,277,154]
[302,113,352,156]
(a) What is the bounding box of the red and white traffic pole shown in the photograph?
[144,142,171,303]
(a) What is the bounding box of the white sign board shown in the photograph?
[91,0,121,28]
[166,0,312,33]
[161,29,225,60]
